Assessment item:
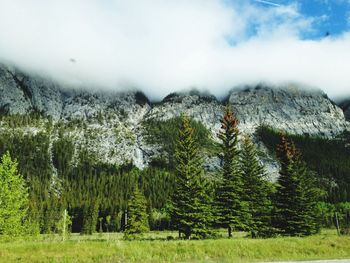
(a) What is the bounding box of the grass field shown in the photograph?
[0,229,349,263]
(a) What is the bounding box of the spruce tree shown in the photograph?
[171,114,213,239]
[81,198,100,235]
[241,135,273,237]
[216,107,250,237]
[124,182,149,240]
[0,151,29,236]
[273,135,321,236]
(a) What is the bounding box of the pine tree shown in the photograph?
[216,107,250,237]
[0,151,29,236]
[81,198,100,235]
[241,135,273,237]
[171,114,213,239]
[273,135,321,236]
[124,182,149,240]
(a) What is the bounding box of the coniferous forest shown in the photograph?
[2,1,350,261]
[0,109,350,238]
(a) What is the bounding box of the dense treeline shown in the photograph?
[317,202,350,233]
[169,111,322,239]
[0,112,50,128]
[0,127,175,234]
[257,126,350,203]
[143,116,218,169]
[53,136,176,233]
[0,113,350,236]
[0,130,54,232]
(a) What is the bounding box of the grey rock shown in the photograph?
[228,85,348,137]
[0,64,349,173]
[338,99,350,121]
[0,65,64,118]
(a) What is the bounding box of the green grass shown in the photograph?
[0,230,349,263]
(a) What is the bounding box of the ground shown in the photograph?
[0,230,349,263]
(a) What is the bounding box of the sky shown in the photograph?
[0,0,349,100]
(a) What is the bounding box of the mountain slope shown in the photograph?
[0,64,349,170]
[339,99,350,121]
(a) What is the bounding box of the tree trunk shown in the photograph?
[335,212,341,236]
[62,209,67,241]
[184,227,191,240]
[228,226,232,238]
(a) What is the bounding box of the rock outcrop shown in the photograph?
[339,99,350,121]
[1,64,349,172]
[228,85,347,137]
[147,86,348,138]
[0,65,64,118]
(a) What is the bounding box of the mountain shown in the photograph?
[0,64,349,173]
[339,99,350,121]
[2,63,350,232]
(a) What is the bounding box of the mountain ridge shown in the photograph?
[0,64,349,173]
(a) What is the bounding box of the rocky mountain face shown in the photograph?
[0,64,349,174]
[229,86,348,136]
[339,99,350,121]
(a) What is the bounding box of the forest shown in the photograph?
[0,110,350,238]
[257,126,350,202]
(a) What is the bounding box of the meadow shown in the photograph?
[0,230,349,263]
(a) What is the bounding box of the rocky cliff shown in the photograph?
[339,99,350,121]
[0,64,349,172]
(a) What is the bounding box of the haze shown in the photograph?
[0,0,349,100]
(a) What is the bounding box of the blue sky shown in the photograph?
[252,0,350,38]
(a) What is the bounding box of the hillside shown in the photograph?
[1,63,350,233]
[339,99,350,121]
[1,64,349,168]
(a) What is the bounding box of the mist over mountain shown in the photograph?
[1,58,350,239]
[2,1,350,250]
[0,63,349,176]
[1,0,350,100]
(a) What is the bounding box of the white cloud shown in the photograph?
[254,0,281,7]
[0,0,349,100]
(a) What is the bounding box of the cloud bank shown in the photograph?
[0,0,349,100]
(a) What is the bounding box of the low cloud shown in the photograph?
[0,0,349,100]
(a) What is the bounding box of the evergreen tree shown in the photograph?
[56,209,72,240]
[273,135,321,236]
[258,125,350,203]
[171,114,213,239]
[124,182,149,240]
[241,135,273,237]
[216,107,250,237]
[0,151,29,236]
[81,199,100,235]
